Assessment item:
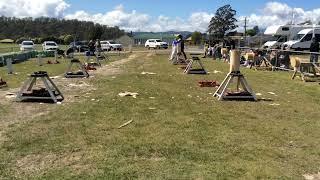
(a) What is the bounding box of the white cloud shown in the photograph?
[239,2,320,30]
[64,2,320,32]
[0,0,70,18]
[65,4,150,32]
[65,5,213,32]
[1,1,319,32]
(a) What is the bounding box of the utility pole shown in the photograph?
[244,17,248,46]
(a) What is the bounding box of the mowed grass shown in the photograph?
[0,53,320,179]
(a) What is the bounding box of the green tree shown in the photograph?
[191,31,202,45]
[246,29,256,36]
[88,25,104,40]
[64,35,74,44]
[15,37,28,44]
[208,5,238,38]
[59,35,66,44]
[246,26,259,36]
[0,16,125,42]
[253,26,259,34]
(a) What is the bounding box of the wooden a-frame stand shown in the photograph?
[16,71,64,103]
[98,51,110,62]
[250,56,273,70]
[172,53,188,65]
[292,63,320,82]
[65,59,89,78]
[184,56,207,74]
[86,56,101,67]
[214,71,257,101]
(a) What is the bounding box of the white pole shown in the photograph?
[129,44,132,53]
[6,58,13,74]
[37,55,43,66]
[55,50,57,62]
[313,24,316,38]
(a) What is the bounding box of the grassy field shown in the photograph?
[0,52,320,179]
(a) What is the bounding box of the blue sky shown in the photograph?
[0,0,320,32]
[64,0,319,18]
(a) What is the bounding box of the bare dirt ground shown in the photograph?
[303,173,320,180]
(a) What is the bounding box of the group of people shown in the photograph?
[88,39,102,56]
[270,37,319,68]
[65,39,103,58]
[169,36,237,62]
[203,39,236,60]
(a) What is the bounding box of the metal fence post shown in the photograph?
[6,58,13,74]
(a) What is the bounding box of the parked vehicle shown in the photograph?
[282,28,320,51]
[263,25,319,49]
[69,41,89,52]
[20,41,35,51]
[101,40,123,51]
[42,41,59,51]
[145,39,168,49]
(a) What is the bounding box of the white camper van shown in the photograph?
[283,28,320,51]
[263,25,317,49]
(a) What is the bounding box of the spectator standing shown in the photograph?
[310,37,319,63]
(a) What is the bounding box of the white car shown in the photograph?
[263,36,287,49]
[42,41,59,51]
[145,39,168,49]
[101,40,123,51]
[144,39,168,49]
[20,41,35,51]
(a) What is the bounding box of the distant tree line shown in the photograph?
[0,16,125,44]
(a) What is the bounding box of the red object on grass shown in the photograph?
[198,80,220,87]
[84,65,97,71]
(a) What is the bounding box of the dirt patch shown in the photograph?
[303,173,320,180]
[93,54,138,76]
[147,52,155,58]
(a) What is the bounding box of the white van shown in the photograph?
[263,25,318,49]
[283,28,320,51]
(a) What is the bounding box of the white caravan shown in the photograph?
[263,25,318,49]
[283,28,320,50]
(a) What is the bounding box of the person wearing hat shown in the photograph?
[176,34,187,60]
[310,37,319,63]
